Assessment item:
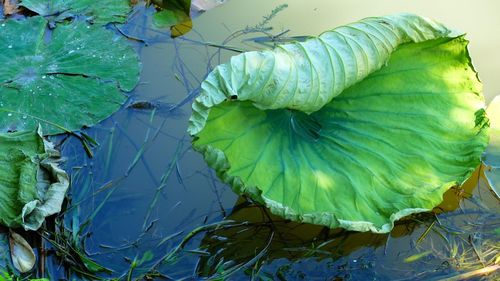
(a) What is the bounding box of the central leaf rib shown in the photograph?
[283,109,322,141]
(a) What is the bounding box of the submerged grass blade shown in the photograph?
[434,264,499,281]
[142,140,184,230]
[403,250,433,263]
[417,221,436,245]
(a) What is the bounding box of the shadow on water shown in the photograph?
[195,167,499,280]
[1,0,499,280]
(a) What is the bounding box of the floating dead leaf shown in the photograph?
[171,19,192,37]
[9,230,36,273]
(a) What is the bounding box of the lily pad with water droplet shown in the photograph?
[0,16,140,135]
[19,0,132,25]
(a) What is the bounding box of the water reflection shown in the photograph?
[195,167,499,280]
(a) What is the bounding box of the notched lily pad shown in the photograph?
[0,16,140,135]
[0,127,69,231]
[189,14,489,233]
[19,0,132,25]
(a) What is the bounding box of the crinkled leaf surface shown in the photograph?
[19,0,131,25]
[0,16,140,135]
[484,96,500,198]
[0,128,69,230]
[189,14,489,233]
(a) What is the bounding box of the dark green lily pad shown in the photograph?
[0,16,140,135]
[19,0,132,25]
[0,128,69,230]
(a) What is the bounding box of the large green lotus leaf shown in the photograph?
[189,14,489,233]
[0,16,140,135]
[484,96,500,198]
[0,128,69,230]
[19,0,131,25]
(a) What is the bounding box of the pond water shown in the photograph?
[1,0,499,280]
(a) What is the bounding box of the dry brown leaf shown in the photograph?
[3,0,19,15]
